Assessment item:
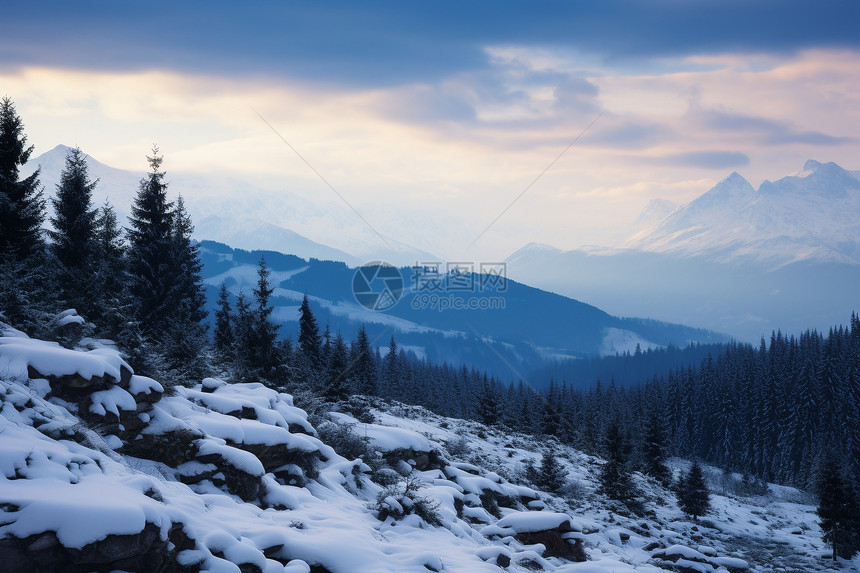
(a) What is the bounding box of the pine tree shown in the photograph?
[92,200,128,334]
[162,195,208,377]
[598,420,641,512]
[213,281,234,362]
[382,336,405,398]
[537,448,566,494]
[678,462,711,521]
[298,294,322,374]
[252,255,280,377]
[817,456,860,559]
[541,385,562,437]
[643,409,672,484]
[0,97,45,262]
[324,331,351,400]
[0,97,48,330]
[49,146,98,314]
[232,291,254,378]
[352,325,377,395]
[476,376,501,426]
[125,146,174,338]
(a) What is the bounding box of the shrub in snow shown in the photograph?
[372,474,442,526]
[316,420,371,461]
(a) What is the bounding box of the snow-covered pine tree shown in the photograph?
[298,294,322,375]
[678,461,711,521]
[816,454,860,559]
[642,409,672,485]
[598,420,641,512]
[92,200,127,330]
[537,448,566,494]
[213,281,234,362]
[252,255,280,378]
[125,147,174,342]
[476,375,501,426]
[0,97,45,263]
[231,291,254,379]
[351,325,377,395]
[161,195,209,379]
[382,335,400,398]
[324,331,351,400]
[541,379,562,437]
[0,97,48,330]
[49,147,98,315]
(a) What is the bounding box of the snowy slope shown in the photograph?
[619,161,860,266]
[1,327,853,572]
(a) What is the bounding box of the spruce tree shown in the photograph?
[817,456,860,559]
[298,294,322,373]
[0,97,47,330]
[148,193,207,380]
[537,448,566,494]
[232,291,254,378]
[92,200,128,335]
[678,462,711,521]
[126,146,174,338]
[252,255,280,377]
[213,281,234,362]
[598,420,641,512]
[0,97,44,262]
[49,147,98,313]
[382,335,400,397]
[352,325,377,395]
[476,377,501,426]
[643,409,672,484]
[324,331,351,400]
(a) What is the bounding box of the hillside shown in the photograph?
[1,325,852,572]
[199,241,726,380]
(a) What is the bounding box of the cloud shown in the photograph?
[696,109,853,146]
[656,151,750,170]
[3,1,860,87]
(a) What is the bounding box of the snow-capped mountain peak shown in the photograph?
[618,160,860,265]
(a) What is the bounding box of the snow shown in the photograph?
[0,336,130,382]
[0,332,855,572]
[89,385,137,417]
[129,374,164,395]
[194,439,265,476]
[328,411,431,452]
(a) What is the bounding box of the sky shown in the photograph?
[2,0,859,260]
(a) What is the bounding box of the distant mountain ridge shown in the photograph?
[506,160,860,341]
[198,241,727,383]
[25,144,437,266]
[619,160,860,266]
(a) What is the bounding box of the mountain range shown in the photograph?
[27,145,860,343]
[507,160,860,341]
[198,241,724,383]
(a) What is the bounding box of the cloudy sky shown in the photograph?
[2,1,859,260]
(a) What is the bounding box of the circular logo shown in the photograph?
[352,261,404,311]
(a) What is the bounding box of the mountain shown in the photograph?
[0,328,843,572]
[199,241,726,384]
[620,160,860,266]
[25,144,437,266]
[507,161,860,341]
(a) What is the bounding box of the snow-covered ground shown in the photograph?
[1,327,855,572]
